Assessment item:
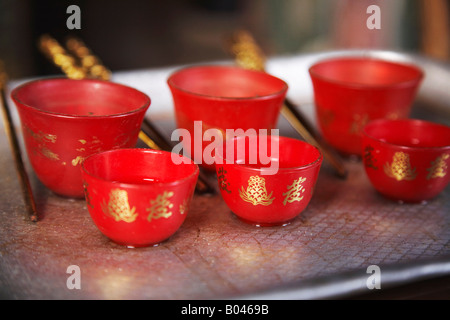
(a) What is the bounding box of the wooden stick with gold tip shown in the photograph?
[39,34,87,79]
[0,61,38,222]
[227,30,348,179]
[65,37,112,80]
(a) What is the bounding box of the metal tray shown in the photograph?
[1,50,449,300]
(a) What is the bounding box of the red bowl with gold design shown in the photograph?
[215,135,322,226]
[167,65,288,170]
[11,78,150,198]
[81,148,199,247]
[362,119,450,202]
[309,57,424,155]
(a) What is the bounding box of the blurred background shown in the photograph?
[1,0,449,79]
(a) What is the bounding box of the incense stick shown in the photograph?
[0,62,38,222]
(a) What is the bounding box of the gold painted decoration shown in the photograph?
[71,155,84,166]
[147,191,174,222]
[25,126,57,144]
[384,152,417,181]
[91,136,101,145]
[239,176,274,206]
[24,126,108,166]
[179,198,188,215]
[283,177,307,206]
[72,136,103,166]
[102,189,138,223]
[349,114,369,134]
[426,154,449,180]
[363,145,378,170]
[25,125,60,160]
[386,112,400,120]
[217,167,231,193]
[83,182,93,209]
[40,147,60,160]
[85,136,103,153]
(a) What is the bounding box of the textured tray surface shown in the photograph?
[1,151,449,299]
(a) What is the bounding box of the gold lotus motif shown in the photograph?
[102,189,138,223]
[427,154,449,180]
[384,152,417,181]
[239,176,274,206]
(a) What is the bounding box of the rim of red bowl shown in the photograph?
[81,148,199,188]
[362,119,450,151]
[215,135,323,173]
[167,65,289,101]
[308,57,424,90]
[11,77,151,119]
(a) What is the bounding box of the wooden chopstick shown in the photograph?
[0,61,38,222]
[227,30,348,179]
[39,35,216,194]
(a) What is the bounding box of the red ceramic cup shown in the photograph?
[11,78,150,198]
[309,57,424,155]
[167,65,288,170]
[81,148,199,247]
[362,119,450,202]
[215,135,322,226]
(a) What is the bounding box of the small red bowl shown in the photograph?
[81,149,199,247]
[11,78,150,198]
[309,57,424,155]
[362,119,450,202]
[215,135,322,226]
[167,65,288,170]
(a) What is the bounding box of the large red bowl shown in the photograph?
[215,135,322,226]
[309,57,423,155]
[362,119,450,202]
[81,149,199,247]
[167,65,288,170]
[11,78,150,198]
